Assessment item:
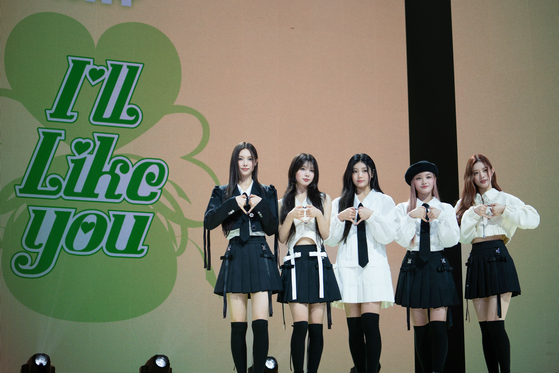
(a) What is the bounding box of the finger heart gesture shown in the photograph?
[246,194,261,214]
[355,206,372,225]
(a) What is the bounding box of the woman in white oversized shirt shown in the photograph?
[455,154,539,373]
[277,153,341,373]
[325,153,397,373]
[394,161,460,373]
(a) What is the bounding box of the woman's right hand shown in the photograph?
[338,207,357,222]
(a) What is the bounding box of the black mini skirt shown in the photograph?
[277,244,341,304]
[464,240,521,300]
[213,236,282,296]
[395,250,460,309]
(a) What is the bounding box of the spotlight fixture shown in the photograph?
[264,356,278,372]
[21,353,55,373]
[139,354,172,373]
[248,356,278,373]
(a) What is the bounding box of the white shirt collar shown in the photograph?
[237,180,253,196]
[416,196,441,209]
[475,188,499,204]
[353,190,376,208]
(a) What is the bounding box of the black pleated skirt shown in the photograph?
[394,250,460,309]
[277,244,341,304]
[464,240,521,299]
[213,236,282,295]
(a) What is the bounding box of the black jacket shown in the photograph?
[204,183,278,236]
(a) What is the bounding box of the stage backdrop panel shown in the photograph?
[0,1,412,372]
[452,1,559,372]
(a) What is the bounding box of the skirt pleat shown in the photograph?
[395,251,460,309]
[214,236,282,295]
[277,244,341,304]
[464,240,520,299]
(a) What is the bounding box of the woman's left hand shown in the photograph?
[426,207,441,221]
[489,203,506,217]
[356,206,373,224]
[304,205,322,220]
[247,194,262,213]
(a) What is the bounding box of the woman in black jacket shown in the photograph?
[204,142,282,373]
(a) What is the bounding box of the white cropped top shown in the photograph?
[286,196,320,251]
[457,188,540,245]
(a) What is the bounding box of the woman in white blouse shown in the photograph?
[394,161,460,373]
[325,153,397,373]
[277,153,341,373]
[455,154,539,373]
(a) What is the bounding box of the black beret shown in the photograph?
[405,161,438,185]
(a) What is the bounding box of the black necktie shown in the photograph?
[240,193,250,242]
[419,203,430,262]
[357,203,368,267]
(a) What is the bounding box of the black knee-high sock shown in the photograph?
[361,313,382,373]
[479,321,499,373]
[347,317,367,373]
[231,322,248,373]
[486,320,510,373]
[307,323,324,373]
[413,324,432,373]
[252,319,269,373]
[429,321,448,372]
[291,321,308,373]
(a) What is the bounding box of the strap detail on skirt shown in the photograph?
[203,227,211,270]
[489,248,505,318]
[220,249,233,318]
[260,245,274,317]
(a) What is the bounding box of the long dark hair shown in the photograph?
[456,154,502,224]
[338,153,383,243]
[280,154,325,243]
[224,142,261,199]
[222,142,262,234]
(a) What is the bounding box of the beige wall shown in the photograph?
[452,1,559,372]
[0,1,413,372]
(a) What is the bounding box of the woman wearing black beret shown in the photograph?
[394,161,460,373]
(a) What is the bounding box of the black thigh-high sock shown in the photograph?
[291,321,308,373]
[479,321,499,373]
[429,321,448,373]
[413,324,432,373]
[347,317,367,373]
[231,322,248,373]
[486,320,510,373]
[307,323,324,373]
[252,319,269,373]
[361,313,382,373]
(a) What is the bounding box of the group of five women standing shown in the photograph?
[204,143,539,373]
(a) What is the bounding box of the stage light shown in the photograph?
[248,356,278,373]
[264,356,278,372]
[21,353,55,373]
[139,354,172,373]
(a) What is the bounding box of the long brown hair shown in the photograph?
[456,154,502,224]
